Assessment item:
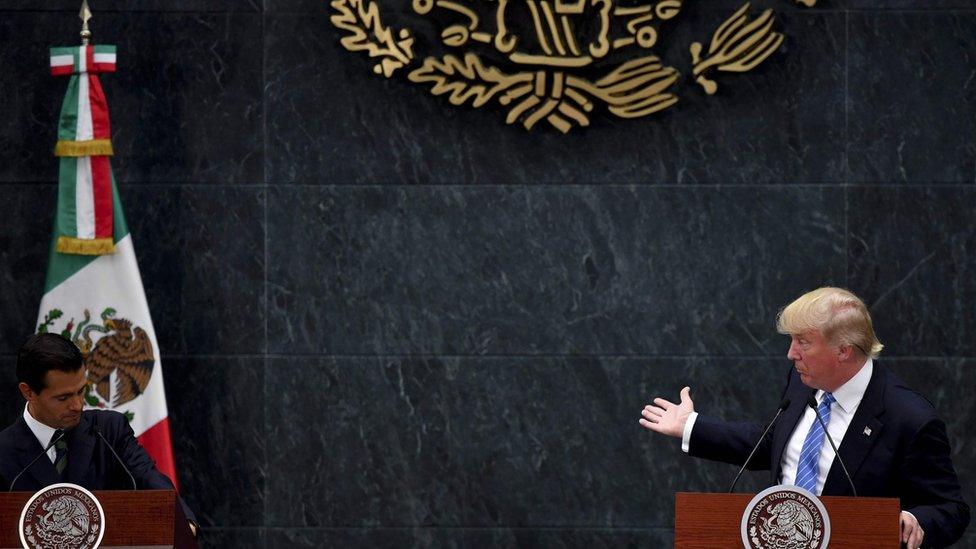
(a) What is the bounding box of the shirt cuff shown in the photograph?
[681,412,699,453]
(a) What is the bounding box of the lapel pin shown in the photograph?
[863,426,872,436]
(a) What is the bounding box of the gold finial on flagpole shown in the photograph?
[80,0,92,44]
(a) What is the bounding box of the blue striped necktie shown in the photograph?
[794,392,835,493]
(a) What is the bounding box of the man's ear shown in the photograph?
[18,382,36,401]
[836,344,854,362]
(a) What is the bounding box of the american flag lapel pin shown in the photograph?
[863,426,872,436]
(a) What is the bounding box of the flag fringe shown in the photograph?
[55,139,114,157]
[56,236,116,255]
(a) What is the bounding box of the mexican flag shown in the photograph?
[36,44,179,488]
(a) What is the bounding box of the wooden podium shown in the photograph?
[0,490,197,549]
[675,492,900,548]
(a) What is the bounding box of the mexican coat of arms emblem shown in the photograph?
[330,0,817,132]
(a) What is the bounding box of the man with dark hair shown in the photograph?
[17,332,85,394]
[0,333,197,533]
[13,333,87,434]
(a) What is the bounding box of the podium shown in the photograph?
[0,490,197,549]
[675,492,900,548]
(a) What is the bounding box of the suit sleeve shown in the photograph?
[686,366,795,471]
[108,415,199,526]
[688,417,771,470]
[898,418,970,548]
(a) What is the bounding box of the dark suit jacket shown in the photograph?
[0,409,196,524]
[689,363,969,548]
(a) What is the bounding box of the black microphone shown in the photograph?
[806,395,857,497]
[93,426,137,490]
[8,430,68,492]
[728,397,791,493]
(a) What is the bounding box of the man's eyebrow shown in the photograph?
[53,385,86,398]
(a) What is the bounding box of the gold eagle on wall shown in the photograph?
[329,0,816,132]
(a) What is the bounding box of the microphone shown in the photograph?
[8,430,68,492]
[806,395,857,497]
[93,426,137,490]
[728,397,791,493]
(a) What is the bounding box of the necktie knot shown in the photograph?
[821,392,835,408]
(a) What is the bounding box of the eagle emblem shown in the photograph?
[20,484,105,549]
[330,0,817,132]
[38,307,155,418]
[741,485,829,549]
[759,500,817,546]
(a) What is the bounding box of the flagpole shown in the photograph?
[42,0,181,488]
[80,0,92,45]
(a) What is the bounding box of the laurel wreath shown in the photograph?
[406,53,679,132]
[408,54,528,108]
[329,0,414,77]
[328,0,797,131]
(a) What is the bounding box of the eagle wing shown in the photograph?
[85,341,118,402]
[87,327,155,407]
[111,327,155,406]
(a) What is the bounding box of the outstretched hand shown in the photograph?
[639,386,695,438]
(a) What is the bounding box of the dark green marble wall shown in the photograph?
[0,0,973,547]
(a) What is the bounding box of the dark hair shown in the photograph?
[17,333,83,393]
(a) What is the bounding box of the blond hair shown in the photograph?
[776,287,883,358]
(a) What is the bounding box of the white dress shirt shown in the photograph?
[779,359,872,494]
[23,404,59,464]
[682,359,874,495]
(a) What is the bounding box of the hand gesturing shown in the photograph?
[639,386,695,438]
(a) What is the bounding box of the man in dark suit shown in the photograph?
[640,287,969,548]
[0,333,197,533]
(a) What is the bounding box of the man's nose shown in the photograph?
[787,341,800,361]
[69,395,84,411]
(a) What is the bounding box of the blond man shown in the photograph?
[640,287,969,548]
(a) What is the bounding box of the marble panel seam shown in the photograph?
[263,0,271,529]
[3,354,974,360]
[843,9,850,187]
[261,182,976,188]
[255,353,976,360]
[0,182,268,188]
[253,526,676,531]
[7,183,976,188]
[0,8,262,14]
[846,8,976,13]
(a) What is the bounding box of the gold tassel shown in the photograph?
[54,139,114,157]
[56,236,116,255]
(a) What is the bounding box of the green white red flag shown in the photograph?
[36,43,180,488]
[49,44,118,255]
